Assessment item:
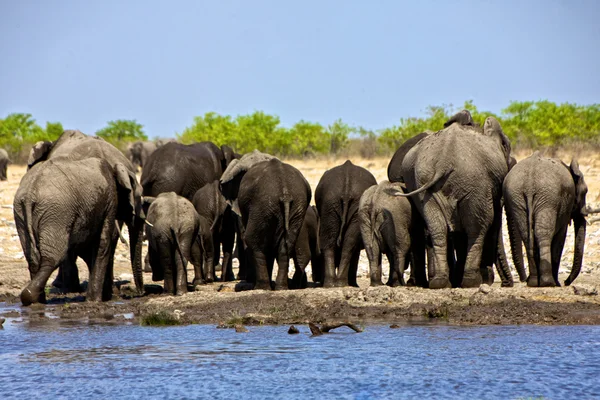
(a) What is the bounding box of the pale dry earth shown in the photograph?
[1,149,600,326]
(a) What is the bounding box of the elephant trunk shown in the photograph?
[506,212,527,282]
[565,216,586,286]
[129,218,144,294]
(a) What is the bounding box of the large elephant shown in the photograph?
[503,152,588,287]
[191,180,236,283]
[316,160,377,287]
[127,141,157,172]
[14,157,140,305]
[291,205,322,288]
[394,116,513,289]
[27,130,145,294]
[359,181,426,287]
[141,141,237,201]
[144,192,205,295]
[0,148,10,181]
[231,157,311,290]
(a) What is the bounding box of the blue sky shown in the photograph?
[1,0,598,138]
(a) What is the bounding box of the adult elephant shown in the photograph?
[222,154,311,290]
[14,157,140,305]
[393,116,513,289]
[27,130,145,294]
[0,148,10,181]
[127,141,157,172]
[503,152,588,287]
[316,160,377,287]
[141,142,237,201]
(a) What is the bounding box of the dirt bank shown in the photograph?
[2,153,600,327]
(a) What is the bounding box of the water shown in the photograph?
[1,306,599,399]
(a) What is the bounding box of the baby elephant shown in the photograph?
[503,152,588,287]
[144,192,204,295]
[358,181,416,286]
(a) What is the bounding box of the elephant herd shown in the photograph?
[12,110,589,305]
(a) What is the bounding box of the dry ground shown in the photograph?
[1,150,600,326]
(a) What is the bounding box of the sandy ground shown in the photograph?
[1,150,600,326]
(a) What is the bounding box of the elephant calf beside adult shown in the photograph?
[503,152,588,287]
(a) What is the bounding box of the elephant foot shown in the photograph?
[274,283,288,291]
[21,287,46,306]
[461,273,482,288]
[385,279,401,287]
[370,279,384,287]
[406,277,417,287]
[527,275,539,287]
[223,272,236,282]
[204,276,215,284]
[500,279,514,288]
[192,278,205,287]
[538,276,557,287]
[144,263,152,273]
[429,277,451,289]
[253,281,272,291]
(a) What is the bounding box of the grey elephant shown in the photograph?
[394,116,513,289]
[359,181,425,287]
[144,192,206,295]
[191,180,236,283]
[127,141,157,172]
[14,157,140,305]
[291,205,322,288]
[503,152,587,287]
[221,154,311,290]
[315,160,377,287]
[0,148,10,181]
[27,130,145,294]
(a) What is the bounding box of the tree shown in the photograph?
[327,119,353,154]
[0,113,44,154]
[96,120,147,144]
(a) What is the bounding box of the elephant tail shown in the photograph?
[370,208,382,247]
[389,169,453,198]
[525,194,536,273]
[337,199,349,247]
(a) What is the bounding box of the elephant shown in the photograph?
[393,115,513,289]
[14,157,140,305]
[141,141,238,201]
[127,141,157,172]
[0,148,10,181]
[387,131,432,184]
[291,205,322,288]
[359,181,426,287]
[503,152,588,287]
[27,130,145,294]
[315,160,377,287]
[224,156,311,290]
[220,150,278,280]
[191,180,236,283]
[144,192,206,295]
[155,138,177,148]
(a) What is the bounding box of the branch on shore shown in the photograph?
[309,321,363,336]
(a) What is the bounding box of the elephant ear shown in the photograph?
[569,158,588,217]
[484,117,512,168]
[27,141,53,169]
[114,163,139,223]
[220,145,237,170]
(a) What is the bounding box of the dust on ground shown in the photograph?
[1,150,600,327]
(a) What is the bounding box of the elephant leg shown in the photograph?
[251,249,271,290]
[235,231,247,281]
[21,258,56,306]
[190,237,205,286]
[291,256,308,289]
[311,253,324,286]
[87,220,115,302]
[461,232,486,288]
[52,255,82,293]
[348,248,361,287]
[274,242,290,290]
[426,212,451,289]
[101,234,118,301]
[451,233,467,288]
[386,251,402,287]
[336,231,361,287]
[551,225,568,286]
[534,213,557,287]
[174,246,188,296]
[221,228,235,282]
[365,239,383,286]
[322,247,337,288]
